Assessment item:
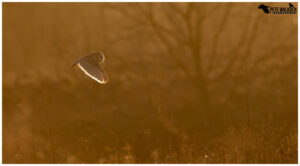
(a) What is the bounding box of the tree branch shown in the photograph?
[143,4,193,80]
[207,4,232,72]
[215,9,259,80]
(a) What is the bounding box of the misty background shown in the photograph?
[3,2,298,163]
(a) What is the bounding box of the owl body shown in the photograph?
[73,51,109,84]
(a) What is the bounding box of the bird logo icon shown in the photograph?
[289,3,295,8]
[72,51,109,84]
[258,4,270,14]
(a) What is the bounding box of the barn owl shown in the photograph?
[72,51,109,84]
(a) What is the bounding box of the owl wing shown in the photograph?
[77,58,109,84]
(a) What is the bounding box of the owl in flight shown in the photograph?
[72,51,109,84]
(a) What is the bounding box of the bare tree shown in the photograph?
[107,3,297,123]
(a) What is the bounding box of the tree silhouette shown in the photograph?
[106,3,297,126]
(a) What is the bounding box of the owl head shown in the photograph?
[90,51,105,63]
